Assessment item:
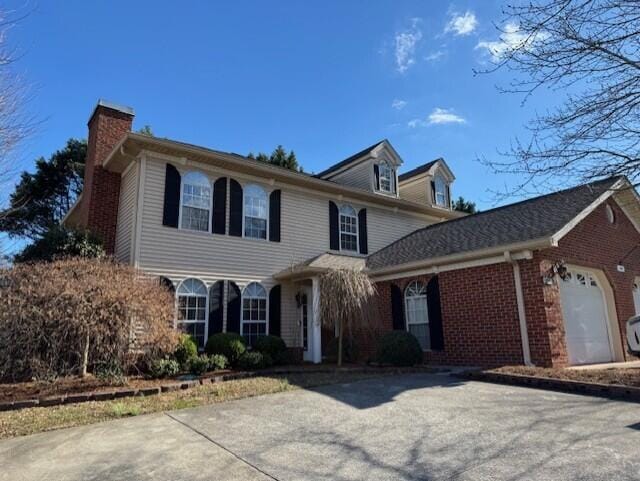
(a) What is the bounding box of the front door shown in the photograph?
[300,289,312,361]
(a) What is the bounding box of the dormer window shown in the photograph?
[378,162,394,193]
[433,175,449,208]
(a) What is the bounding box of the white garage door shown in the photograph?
[559,269,613,365]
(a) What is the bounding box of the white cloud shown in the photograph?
[475,22,548,62]
[425,50,445,62]
[392,99,407,110]
[408,108,466,128]
[445,11,478,36]
[394,18,422,74]
[429,108,466,124]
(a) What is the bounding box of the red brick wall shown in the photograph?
[371,266,524,367]
[530,200,640,366]
[79,105,133,253]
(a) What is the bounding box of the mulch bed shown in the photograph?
[459,365,640,403]
[490,365,640,388]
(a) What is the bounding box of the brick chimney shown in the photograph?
[79,100,134,254]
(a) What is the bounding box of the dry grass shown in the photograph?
[490,366,640,388]
[0,371,392,439]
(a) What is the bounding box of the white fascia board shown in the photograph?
[550,178,625,245]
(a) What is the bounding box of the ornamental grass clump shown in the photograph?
[0,257,178,382]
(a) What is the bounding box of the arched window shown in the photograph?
[339,204,358,252]
[180,172,211,232]
[378,161,394,193]
[244,184,268,239]
[242,282,267,346]
[177,278,208,348]
[405,281,430,350]
[434,175,448,207]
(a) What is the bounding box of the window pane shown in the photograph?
[409,323,430,350]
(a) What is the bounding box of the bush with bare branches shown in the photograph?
[319,269,376,366]
[0,258,178,382]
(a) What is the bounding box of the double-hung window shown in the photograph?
[378,162,394,193]
[180,172,211,232]
[405,281,430,350]
[177,278,208,349]
[244,184,268,239]
[434,175,448,208]
[242,282,267,347]
[339,205,358,252]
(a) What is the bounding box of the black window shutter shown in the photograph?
[391,284,405,330]
[427,276,444,351]
[358,208,368,255]
[208,281,224,336]
[229,179,243,237]
[391,169,396,193]
[212,178,227,234]
[162,164,181,228]
[329,201,339,250]
[445,184,451,208]
[373,164,380,190]
[226,281,241,333]
[430,180,436,203]
[269,285,281,337]
[269,190,281,242]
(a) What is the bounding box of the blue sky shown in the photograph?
[5,1,562,221]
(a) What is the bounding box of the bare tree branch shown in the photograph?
[477,0,640,198]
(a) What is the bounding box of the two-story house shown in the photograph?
[66,101,640,368]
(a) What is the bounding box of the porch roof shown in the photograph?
[273,253,366,281]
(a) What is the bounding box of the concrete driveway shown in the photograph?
[1,373,639,481]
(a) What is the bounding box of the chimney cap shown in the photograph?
[88,99,135,124]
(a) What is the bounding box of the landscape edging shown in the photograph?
[458,370,640,403]
[0,365,439,412]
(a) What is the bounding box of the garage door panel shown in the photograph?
[559,269,612,365]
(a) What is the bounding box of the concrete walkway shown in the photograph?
[1,373,639,481]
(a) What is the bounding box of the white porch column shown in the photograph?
[311,276,322,364]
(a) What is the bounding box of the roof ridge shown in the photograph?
[398,158,442,181]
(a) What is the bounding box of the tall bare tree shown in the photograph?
[0,8,32,199]
[319,269,376,366]
[479,0,640,195]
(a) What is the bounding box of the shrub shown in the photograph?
[94,360,127,385]
[207,354,228,371]
[14,226,105,264]
[254,335,287,361]
[174,334,198,367]
[149,358,181,379]
[376,331,423,367]
[188,355,210,376]
[273,349,300,366]
[0,258,178,382]
[205,333,246,366]
[237,351,272,370]
[325,337,359,364]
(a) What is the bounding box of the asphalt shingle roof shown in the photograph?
[316,140,386,178]
[367,177,620,270]
[398,159,440,182]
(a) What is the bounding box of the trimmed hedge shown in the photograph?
[376,331,423,367]
[237,351,273,370]
[174,334,198,367]
[254,335,287,362]
[205,333,246,366]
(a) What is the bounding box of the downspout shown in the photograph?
[505,252,533,366]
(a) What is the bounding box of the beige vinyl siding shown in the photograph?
[328,160,373,191]
[114,163,138,264]
[399,176,430,205]
[136,156,435,346]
